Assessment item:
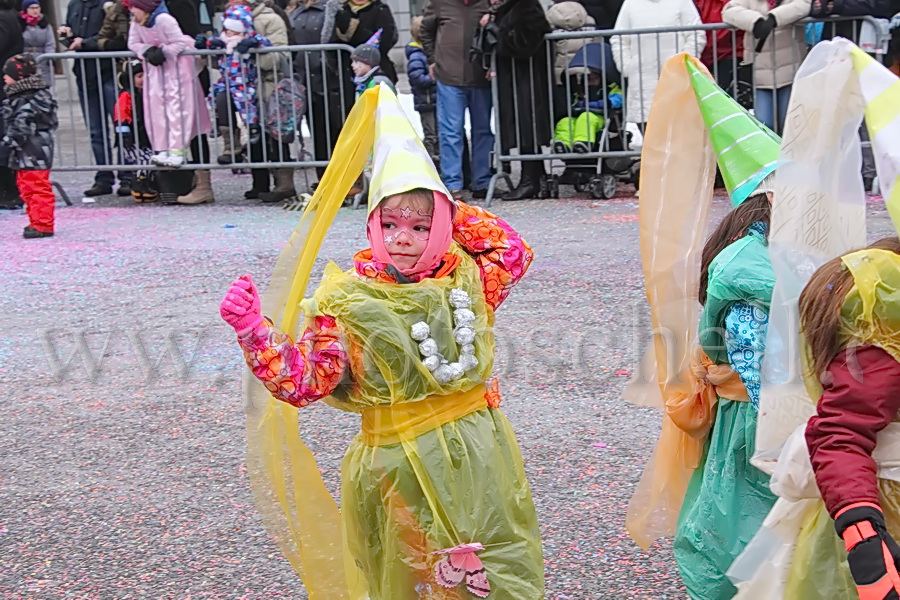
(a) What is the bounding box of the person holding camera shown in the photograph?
[420,0,493,200]
[59,0,131,197]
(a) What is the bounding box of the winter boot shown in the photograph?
[176,170,215,205]
[259,169,297,203]
[504,162,543,201]
[245,169,271,199]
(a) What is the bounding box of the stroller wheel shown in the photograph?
[591,175,618,200]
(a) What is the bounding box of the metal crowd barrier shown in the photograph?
[485,15,892,206]
[38,43,355,177]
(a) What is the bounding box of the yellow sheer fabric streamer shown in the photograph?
[243,87,380,600]
[624,54,718,550]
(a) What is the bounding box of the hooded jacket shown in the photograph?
[0,75,57,169]
[547,1,597,83]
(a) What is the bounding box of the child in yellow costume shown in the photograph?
[219,85,544,600]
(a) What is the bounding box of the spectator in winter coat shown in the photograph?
[420,0,492,199]
[290,0,353,179]
[0,0,23,209]
[722,0,811,134]
[580,0,624,28]
[60,0,130,197]
[1,53,57,238]
[333,0,398,83]
[547,1,598,84]
[127,0,211,168]
[93,0,129,51]
[611,0,705,128]
[18,0,54,86]
[490,0,553,201]
[694,0,745,91]
[406,16,438,164]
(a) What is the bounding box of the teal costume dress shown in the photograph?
[673,223,779,599]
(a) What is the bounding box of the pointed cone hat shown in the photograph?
[368,84,452,214]
[687,58,781,206]
[365,28,383,50]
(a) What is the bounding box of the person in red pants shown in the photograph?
[0,53,57,238]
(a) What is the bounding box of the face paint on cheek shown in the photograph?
[384,234,395,245]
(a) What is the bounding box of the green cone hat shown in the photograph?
[687,57,781,206]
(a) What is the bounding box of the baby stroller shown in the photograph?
[550,43,638,199]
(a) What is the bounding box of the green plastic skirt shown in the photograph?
[340,407,544,600]
[674,399,778,599]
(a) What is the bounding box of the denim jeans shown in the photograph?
[754,86,792,135]
[436,82,493,191]
[77,75,130,187]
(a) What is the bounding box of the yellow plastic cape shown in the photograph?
[243,87,379,600]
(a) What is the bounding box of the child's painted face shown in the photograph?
[26,5,41,17]
[352,59,372,77]
[379,194,434,272]
[134,72,144,88]
[3,74,13,86]
[223,28,245,37]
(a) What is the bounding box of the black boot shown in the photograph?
[245,169,271,199]
[504,162,542,201]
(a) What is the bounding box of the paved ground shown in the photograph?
[0,170,894,600]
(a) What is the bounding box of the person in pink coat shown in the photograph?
[127,0,210,168]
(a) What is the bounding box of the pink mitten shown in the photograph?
[220,274,264,335]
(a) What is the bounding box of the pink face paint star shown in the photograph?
[384,234,395,245]
[399,206,413,219]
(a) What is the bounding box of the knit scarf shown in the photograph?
[19,11,42,26]
[348,0,373,12]
[5,75,47,97]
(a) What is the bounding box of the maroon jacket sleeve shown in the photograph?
[806,345,900,518]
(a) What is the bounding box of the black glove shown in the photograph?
[334,6,353,32]
[752,14,777,40]
[235,37,259,54]
[207,37,226,50]
[835,504,900,599]
[195,34,208,50]
[143,46,166,66]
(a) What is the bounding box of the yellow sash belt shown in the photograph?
[361,384,489,447]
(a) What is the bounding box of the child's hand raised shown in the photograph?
[220,275,264,335]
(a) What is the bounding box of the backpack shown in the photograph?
[265,77,308,143]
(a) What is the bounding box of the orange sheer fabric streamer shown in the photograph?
[628,347,749,550]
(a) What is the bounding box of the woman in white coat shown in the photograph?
[610,0,705,127]
[722,0,811,134]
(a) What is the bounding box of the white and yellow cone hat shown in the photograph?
[368,84,453,213]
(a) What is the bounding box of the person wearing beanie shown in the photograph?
[18,0,54,87]
[127,0,211,168]
[350,28,395,94]
[0,53,58,238]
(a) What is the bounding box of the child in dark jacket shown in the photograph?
[114,59,157,203]
[1,53,57,239]
[406,16,438,164]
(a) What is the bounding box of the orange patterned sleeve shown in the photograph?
[238,316,348,408]
[452,201,534,310]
